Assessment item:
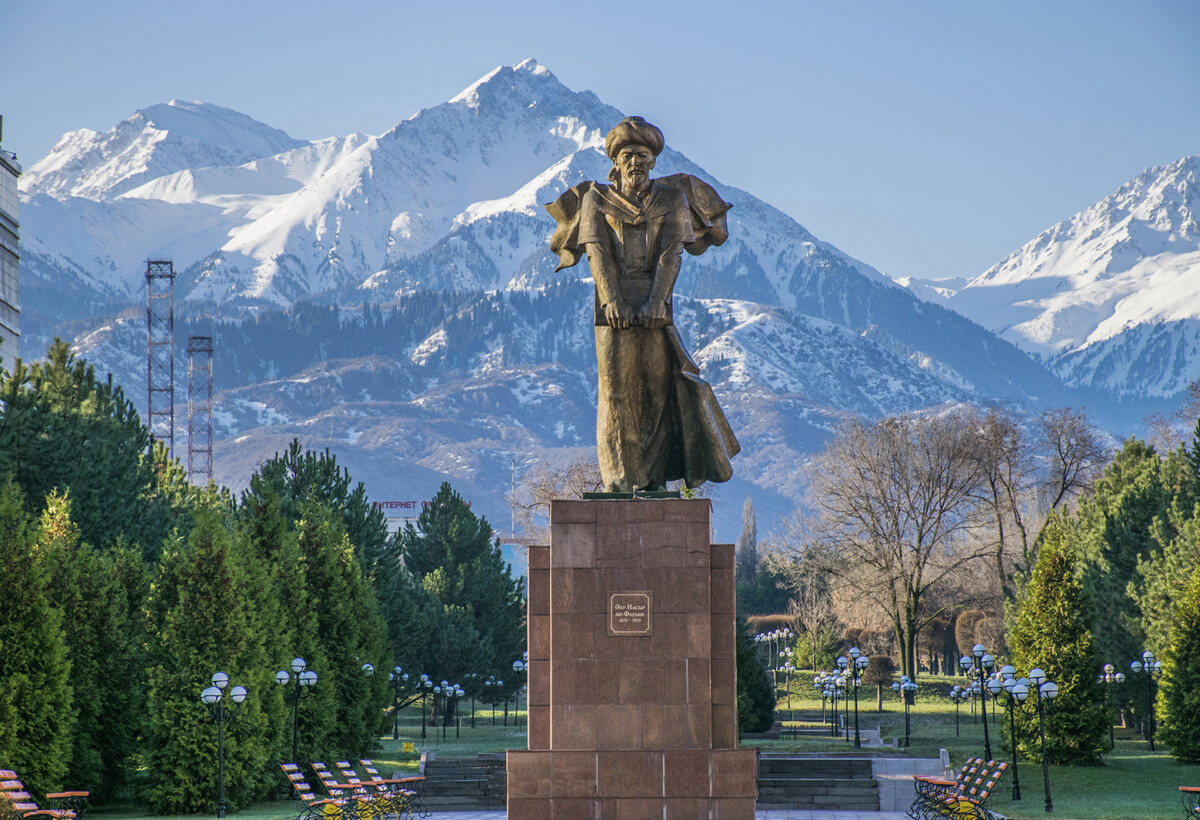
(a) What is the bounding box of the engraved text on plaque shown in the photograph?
[608,591,652,636]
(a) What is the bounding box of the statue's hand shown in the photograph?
[637,299,670,327]
[604,299,634,329]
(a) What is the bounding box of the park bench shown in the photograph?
[0,771,88,820]
[907,758,1008,820]
[332,760,425,818]
[1182,786,1200,819]
[280,763,358,820]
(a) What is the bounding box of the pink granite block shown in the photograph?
[528,544,550,569]
[710,567,734,615]
[552,751,599,797]
[552,500,598,524]
[553,523,597,568]
[663,750,710,797]
[598,751,662,797]
[506,750,553,798]
[529,569,550,616]
[711,657,735,705]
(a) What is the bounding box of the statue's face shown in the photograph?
[615,144,656,190]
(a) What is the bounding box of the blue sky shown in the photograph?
[3,0,1198,281]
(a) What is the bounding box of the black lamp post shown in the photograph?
[962,644,996,760]
[892,676,917,747]
[388,666,410,740]
[997,666,1023,802]
[1026,668,1058,813]
[1130,650,1162,750]
[483,676,497,725]
[201,672,247,819]
[275,658,316,769]
[781,661,796,726]
[1098,662,1124,750]
[513,657,528,727]
[846,649,868,748]
[823,675,840,737]
[419,675,433,739]
[950,685,970,736]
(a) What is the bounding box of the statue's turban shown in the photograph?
[605,116,664,160]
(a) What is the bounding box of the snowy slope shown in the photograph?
[947,155,1200,397]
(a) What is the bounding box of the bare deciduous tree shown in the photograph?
[968,406,1036,600]
[511,456,605,544]
[1038,407,1107,512]
[805,412,992,679]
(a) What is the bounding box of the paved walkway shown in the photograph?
[419,814,912,819]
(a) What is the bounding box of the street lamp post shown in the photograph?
[201,672,247,819]
[892,676,918,747]
[963,645,996,760]
[998,666,1023,802]
[275,658,316,768]
[419,675,433,739]
[1098,662,1124,750]
[824,676,839,738]
[513,657,528,727]
[1027,668,1058,813]
[949,685,970,736]
[1129,650,1163,750]
[388,666,409,740]
[845,648,869,748]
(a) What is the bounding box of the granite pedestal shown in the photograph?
[508,498,757,819]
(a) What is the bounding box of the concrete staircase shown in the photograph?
[416,754,507,811]
[755,755,880,811]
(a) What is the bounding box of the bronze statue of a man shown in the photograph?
[547,116,740,492]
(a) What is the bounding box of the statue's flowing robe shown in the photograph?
[547,174,740,490]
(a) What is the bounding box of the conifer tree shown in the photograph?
[243,440,388,569]
[1157,564,1200,762]
[38,492,145,800]
[295,501,391,758]
[735,616,774,734]
[399,483,525,689]
[0,479,75,793]
[0,341,195,559]
[143,501,274,813]
[1009,513,1107,764]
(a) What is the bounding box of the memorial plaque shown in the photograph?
[608,591,652,636]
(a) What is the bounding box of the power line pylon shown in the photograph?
[187,335,214,486]
[146,260,176,458]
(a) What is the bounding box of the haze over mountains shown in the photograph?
[17,60,1196,540]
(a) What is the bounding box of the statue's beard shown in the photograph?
[621,170,648,193]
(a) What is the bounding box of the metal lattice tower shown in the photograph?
[187,335,214,486]
[146,260,176,458]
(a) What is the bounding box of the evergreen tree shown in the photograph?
[143,500,274,814]
[1076,440,1178,669]
[0,479,75,794]
[735,616,774,734]
[1157,564,1200,762]
[243,439,388,570]
[0,341,195,559]
[1009,513,1107,765]
[398,483,525,692]
[38,492,146,801]
[234,482,316,770]
[295,502,391,758]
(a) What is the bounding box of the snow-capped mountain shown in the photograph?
[945,154,1200,399]
[21,60,1077,538]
